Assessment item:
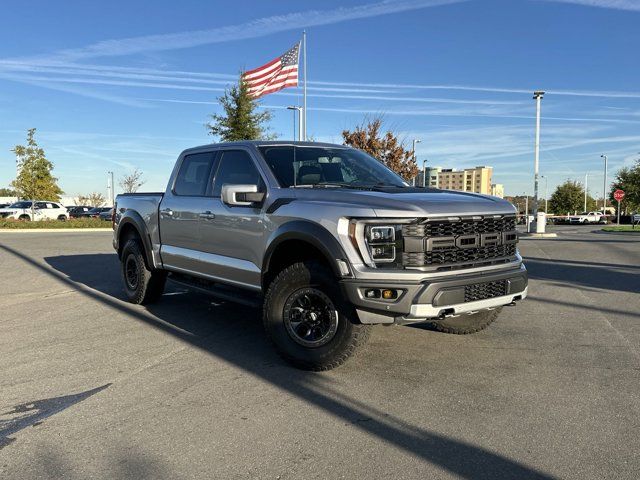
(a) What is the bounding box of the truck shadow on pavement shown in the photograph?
[525,256,640,294]
[1,244,557,480]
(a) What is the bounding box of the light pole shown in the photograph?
[541,175,548,213]
[600,154,607,213]
[422,159,428,187]
[287,106,302,141]
[412,139,421,186]
[583,173,589,212]
[107,171,115,206]
[533,91,544,217]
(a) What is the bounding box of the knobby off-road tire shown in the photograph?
[263,261,371,371]
[427,307,502,335]
[121,239,166,305]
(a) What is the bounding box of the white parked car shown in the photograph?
[568,211,606,224]
[0,200,69,221]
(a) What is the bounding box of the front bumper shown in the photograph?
[341,264,527,325]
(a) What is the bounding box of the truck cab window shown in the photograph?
[212,150,263,197]
[174,152,216,196]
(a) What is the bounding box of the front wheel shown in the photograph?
[263,261,371,371]
[426,308,502,334]
[120,239,166,304]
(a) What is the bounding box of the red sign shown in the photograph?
[614,189,625,202]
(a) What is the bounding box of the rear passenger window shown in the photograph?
[212,150,263,197]
[173,152,216,196]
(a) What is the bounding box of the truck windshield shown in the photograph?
[258,145,407,188]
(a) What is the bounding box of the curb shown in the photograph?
[519,232,558,238]
[0,228,113,233]
[599,230,640,236]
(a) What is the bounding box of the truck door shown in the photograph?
[159,151,218,273]
[199,148,267,290]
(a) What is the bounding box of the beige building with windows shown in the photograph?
[424,166,493,194]
[490,183,504,198]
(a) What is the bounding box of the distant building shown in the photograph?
[421,166,493,194]
[490,183,504,198]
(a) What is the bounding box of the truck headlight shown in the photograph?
[366,225,398,263]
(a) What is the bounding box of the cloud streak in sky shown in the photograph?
[9,0,467,62]
[542,0,640,12]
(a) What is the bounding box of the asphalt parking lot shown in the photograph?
[1,226,639,479]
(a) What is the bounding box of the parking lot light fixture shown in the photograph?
[422,159,428,187]
[601,155,607,213]
[412,139,421,186]
[532,91,544,216]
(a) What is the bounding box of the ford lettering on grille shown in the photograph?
[402,216,518,268]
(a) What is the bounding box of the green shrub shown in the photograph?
[0,217,112,229]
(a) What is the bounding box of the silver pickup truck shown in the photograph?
[113,141,527,370]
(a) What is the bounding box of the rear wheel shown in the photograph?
[18,215,30,221]
[427,308,502,334]
[57,215,66,221]
[263,261,371,371]
[121,239,166,304]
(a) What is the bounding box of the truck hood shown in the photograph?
[289,187,515,217]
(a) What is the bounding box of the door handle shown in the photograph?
[199,211,216,220]
[160,208,174,217]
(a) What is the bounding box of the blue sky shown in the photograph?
[1,0,639,198]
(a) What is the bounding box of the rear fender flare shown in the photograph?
[116,211,155,268]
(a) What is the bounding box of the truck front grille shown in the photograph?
[464,280,508,302]
[401,215,517,269]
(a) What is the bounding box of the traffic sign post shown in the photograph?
[613,189,625,225]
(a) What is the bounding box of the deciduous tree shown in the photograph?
[119,169,145,194]
[342,117,418,181]
[610,159,640,212]
[77,193,106,207]
[549,180,596,214]
[206,76,273,141]
[11,128,63,201]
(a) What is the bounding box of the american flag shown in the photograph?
[243,42,300,98]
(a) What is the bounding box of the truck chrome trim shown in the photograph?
[407,288,528,320]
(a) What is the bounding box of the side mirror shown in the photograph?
[221,184,265,207]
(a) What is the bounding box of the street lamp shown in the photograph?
[107,171,114,207]
[412,139,421,186]
[601,154,607,213]
[422,159,428,187]
[532,91,545,217]
[286,106,303,141]
[541,175,548,213]
[584,173,589,212]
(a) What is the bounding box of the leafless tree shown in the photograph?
[119,168,145,193]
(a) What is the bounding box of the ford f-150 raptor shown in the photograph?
[113,142,527,370]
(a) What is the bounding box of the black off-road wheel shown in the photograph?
[263,261,371,371]
[427,307,502,334]
[121,239,166,305]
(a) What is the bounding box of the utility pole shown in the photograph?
[583,173,589,212]
[541,175,548,213]
[287,106,302,141]
[107,171,114,206]
[422,159,428,187]
[532,91,544,218]
[601,154,607,213]
[412,139,421,186]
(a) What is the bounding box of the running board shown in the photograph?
[167,272,262,308]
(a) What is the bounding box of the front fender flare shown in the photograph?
[262,221,351,281]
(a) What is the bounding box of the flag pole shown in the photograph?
[303,30,307,141]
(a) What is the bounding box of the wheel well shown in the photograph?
[263,239,333,290]
[118,223,142,259]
